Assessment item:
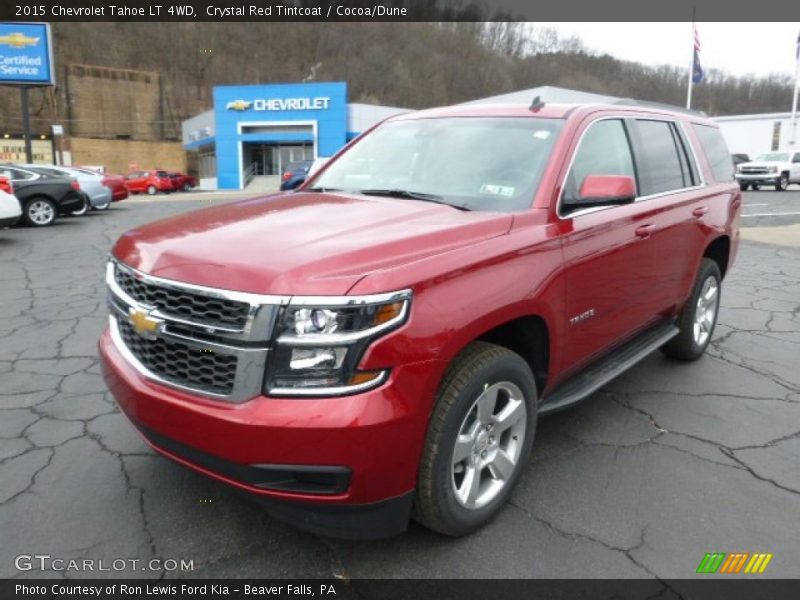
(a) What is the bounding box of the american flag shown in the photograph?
[692,25,704,84]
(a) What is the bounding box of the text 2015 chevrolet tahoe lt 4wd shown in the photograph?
[99,102,740,539]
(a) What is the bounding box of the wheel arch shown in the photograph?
[703,235,731,280]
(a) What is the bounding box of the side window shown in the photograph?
[793,153,800,164]
[4,168,34,181]
[633,120,687,195]
[563,119,637,205]
[691,124,735,183]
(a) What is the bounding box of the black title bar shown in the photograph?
[3,0,800,22]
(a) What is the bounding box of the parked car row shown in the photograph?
[0,164,129,228]
[125,170,197,195]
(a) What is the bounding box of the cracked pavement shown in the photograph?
[1,195,799,580]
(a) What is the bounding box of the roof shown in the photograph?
[391,102,712,124]
[462,85,619,106]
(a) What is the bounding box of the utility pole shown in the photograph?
[21,87,33,163]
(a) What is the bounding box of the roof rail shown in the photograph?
[612,98,707,117]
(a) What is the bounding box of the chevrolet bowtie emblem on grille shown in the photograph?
[129,308,163,339]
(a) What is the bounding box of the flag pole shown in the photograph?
[790,48,799,148]
[686,14,696,110]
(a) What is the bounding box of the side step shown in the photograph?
[539,321,679,416]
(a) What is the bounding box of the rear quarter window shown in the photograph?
[692,124,734,183]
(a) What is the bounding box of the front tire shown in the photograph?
[661,258,721,361]
[775,173,789,191]
[182,182,192,192]
[413,342,537,536]
[739,182,749,191]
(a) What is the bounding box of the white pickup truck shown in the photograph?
[735,150,800,191]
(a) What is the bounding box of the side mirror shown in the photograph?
[565,175,637,211]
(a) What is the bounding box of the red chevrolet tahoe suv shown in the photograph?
[99,103,740,539]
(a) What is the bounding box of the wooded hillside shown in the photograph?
[0,22,794,138]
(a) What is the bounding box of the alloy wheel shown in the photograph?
[693,276,719,347]
[28,200,55,226]
[451,381,526,510]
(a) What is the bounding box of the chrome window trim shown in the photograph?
[557,115,709,221]
[267,370,389,397]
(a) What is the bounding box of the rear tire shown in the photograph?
[661,258,721,361]
[70,197,89,216]
[413,342,537,536]
[182,183,191,191]
[147,185,157,195]
[23,197,57,227]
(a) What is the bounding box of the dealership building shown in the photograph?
[181,82,406,190]
[182,82,799,190]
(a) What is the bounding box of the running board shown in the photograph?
[539,322,679,416]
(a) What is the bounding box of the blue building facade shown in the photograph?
[182,82,407,190]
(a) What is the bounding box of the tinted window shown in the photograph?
[1,167,35,181]
[692,124,735,183]
[156,171,169,177]
[793,153,800,164]
[563,119,636,204]
[635,120,687,195]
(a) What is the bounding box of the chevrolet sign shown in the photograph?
[226,97,331,112]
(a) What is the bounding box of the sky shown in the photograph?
[539,23,800,79]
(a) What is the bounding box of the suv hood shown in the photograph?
[112,191,513,296]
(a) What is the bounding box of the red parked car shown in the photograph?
[168,171,198,192]
[124,170,174,195]
[100,102,740,539]
[102,173,129,201]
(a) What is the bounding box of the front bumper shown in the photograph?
[736,174,779,185]
[98,326,441,539]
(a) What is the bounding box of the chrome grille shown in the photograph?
[118,318,238,395]
[741,167,768,175]
[115,267,251,330]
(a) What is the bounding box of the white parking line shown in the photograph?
[742,211,800,217]
[744,203,769,207]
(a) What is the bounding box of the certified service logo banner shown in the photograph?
[0,22,54,85]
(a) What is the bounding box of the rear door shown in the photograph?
[625,118,708,314]
[556,116,662,374]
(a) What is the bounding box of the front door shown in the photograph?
[556,117,659,375]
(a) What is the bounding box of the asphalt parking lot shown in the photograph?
[1,190,799,581]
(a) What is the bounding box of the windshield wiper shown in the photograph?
[306,186,343,193]
[358,189,471,211]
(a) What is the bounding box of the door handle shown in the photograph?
[692,206,709,217]
[635,224,654,238]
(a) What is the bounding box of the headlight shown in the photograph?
[265,290,411,396]
[769,166,778,174]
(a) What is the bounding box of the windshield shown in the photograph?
[307,117,564,212]
[754,152,790,162]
